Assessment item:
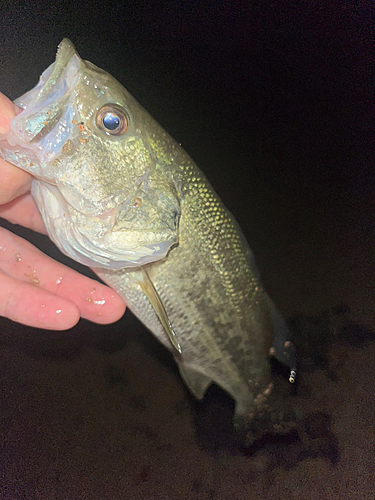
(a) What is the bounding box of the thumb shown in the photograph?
[0,93,32,204]
[0,93,16,134]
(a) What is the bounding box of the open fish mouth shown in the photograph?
[0,40,81,179]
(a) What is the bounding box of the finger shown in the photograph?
[0,157,32,205]
[0,193,47,233]
[0,268,80,330]
[0,94,32,204]
[0,227,126,324]
[0,93,16,134]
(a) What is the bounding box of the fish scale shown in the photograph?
[97,160,278,421]
[0,38,297,444]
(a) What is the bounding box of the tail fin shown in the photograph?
[234,376,298,446]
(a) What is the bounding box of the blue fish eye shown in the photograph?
[96,104,128,135]
[103,112,120,131]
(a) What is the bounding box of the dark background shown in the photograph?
[0,1,374,499]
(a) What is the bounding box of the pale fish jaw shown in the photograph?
[32,181,177,269]
[14,39,78,111]
[0,54,81,178]
[0,101,79,180]
[13,53,80,140]
[14,62,56,110]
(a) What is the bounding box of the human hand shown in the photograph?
[0,93,126,330]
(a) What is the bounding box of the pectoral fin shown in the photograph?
[139,268,182,354]
[176,362,212,399]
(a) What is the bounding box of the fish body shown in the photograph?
[0,39,296,443]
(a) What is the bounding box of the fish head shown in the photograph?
[0,39,181,269]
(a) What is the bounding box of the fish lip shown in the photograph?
[8,40,81,147]
[14,39,79,113]
[0,42,82,179]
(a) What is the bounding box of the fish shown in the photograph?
[0,39,297,444]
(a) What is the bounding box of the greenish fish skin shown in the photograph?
[0,39,297,444]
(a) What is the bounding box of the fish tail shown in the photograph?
[234,380,299,446]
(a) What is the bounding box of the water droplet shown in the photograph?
[40,304,45,308]
[56,277,63,284]
[15,253,21,262]
[93,299,106,305]
[56,309,62,314]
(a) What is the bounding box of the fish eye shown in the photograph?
[96,104,128,135]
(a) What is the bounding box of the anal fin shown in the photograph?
[176,362,212,399]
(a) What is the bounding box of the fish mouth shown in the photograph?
[15,39,78,114]
[0,39,81,179]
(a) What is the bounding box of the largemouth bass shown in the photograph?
[0,39,297,444]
